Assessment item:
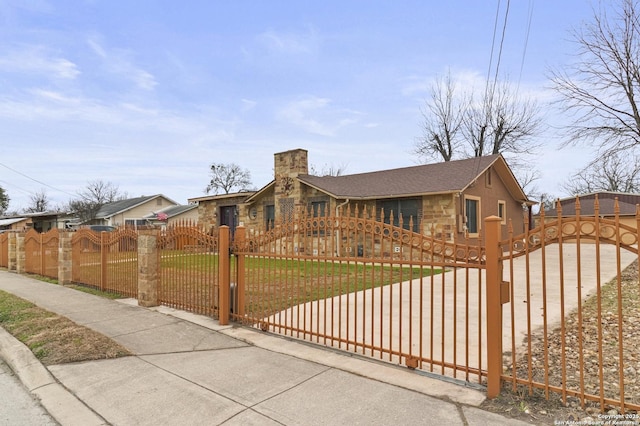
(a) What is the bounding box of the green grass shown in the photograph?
[22,272,125,300]
[239,256,441,314]
[65,284,125,299]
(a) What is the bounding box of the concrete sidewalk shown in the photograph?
[0,271,530,426]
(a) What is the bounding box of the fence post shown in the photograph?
[100,232,108,291]
[58,231,73,285]
[219,226,230,325]
[138,230,159,307]
[234,226,246,318]
[15,232,25,274]
[7,232,16,272]
[485,215,503,399]
[7,232,17,272]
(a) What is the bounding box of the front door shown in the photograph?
[220,206,236,237]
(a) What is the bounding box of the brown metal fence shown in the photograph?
[0,232,8,268]
[6,197,638,414]
[233,206,489,383]
[500,198,640,414]
[71,228,137,297]
[158,220,220,317]
[23,228,59,279]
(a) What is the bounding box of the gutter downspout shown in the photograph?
[335,199,350,257]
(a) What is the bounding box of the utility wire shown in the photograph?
[0,162,76,198]
[485,0,502,101]
[490,0,510,102]
[517,0,534,92]
[0,179,34,196]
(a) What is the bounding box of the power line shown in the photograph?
[0,179,34,196]
[0,162,76,198]
[485,0,502,101]
[489,0,510,103]
[517,0,534,92]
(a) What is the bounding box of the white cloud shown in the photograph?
[401,69,487,97]
[257,26,319,55]
[277,96,334,136]
[87,37,157,90]
[241,98,257,111]
[0,46,80,79]
[277,96,363,136]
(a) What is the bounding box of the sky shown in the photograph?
[0,0,609,212]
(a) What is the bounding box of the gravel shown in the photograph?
[481,260,640,425]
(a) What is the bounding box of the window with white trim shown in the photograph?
[498,200,506,224]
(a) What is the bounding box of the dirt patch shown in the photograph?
[0,290,131,365]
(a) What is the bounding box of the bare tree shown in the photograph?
[25,189,50,213]
[205,163,253,195]
[309,163,348,176]
[416,74,542,197]
[463,81,542,166]
[562,152,640,194]
[550,0,640,161]
[414,72,466,162]
[416,75,541,169]
[68,180,126,223]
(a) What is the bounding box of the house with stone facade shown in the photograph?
[189,148,534,243]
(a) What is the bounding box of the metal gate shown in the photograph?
[231,206,489,383]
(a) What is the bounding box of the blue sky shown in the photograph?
[0,0,602,211]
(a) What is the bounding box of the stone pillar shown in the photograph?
[138,230,159,307]
[7,232,16,272]
[15,233,25,274]
[58,231,73,285]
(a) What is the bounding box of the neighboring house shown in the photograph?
[0,211,74,233]
[143,203,199,228]
[190,149,534,243]
[87,194,179,229]
[0,216,30,232]
[543,192,640,230]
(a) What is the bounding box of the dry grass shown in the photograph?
[0,289,131,365]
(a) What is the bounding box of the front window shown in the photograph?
[310,201,327,217]
[498,200,506,224]
[264,204,275,229]
[379,198,420,232]
[125,219,148,230]
[464,197,480,235]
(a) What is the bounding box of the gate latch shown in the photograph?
[500,281,510,304]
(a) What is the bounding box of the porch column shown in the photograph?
[138,230,159,307]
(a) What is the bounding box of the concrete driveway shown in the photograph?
[266,243,637,380]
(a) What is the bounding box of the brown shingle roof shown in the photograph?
[298,154,507,199]
[545,192,640,217]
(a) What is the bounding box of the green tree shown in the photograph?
[0,185,9,215]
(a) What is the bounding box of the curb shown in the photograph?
[0,326,107,426]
